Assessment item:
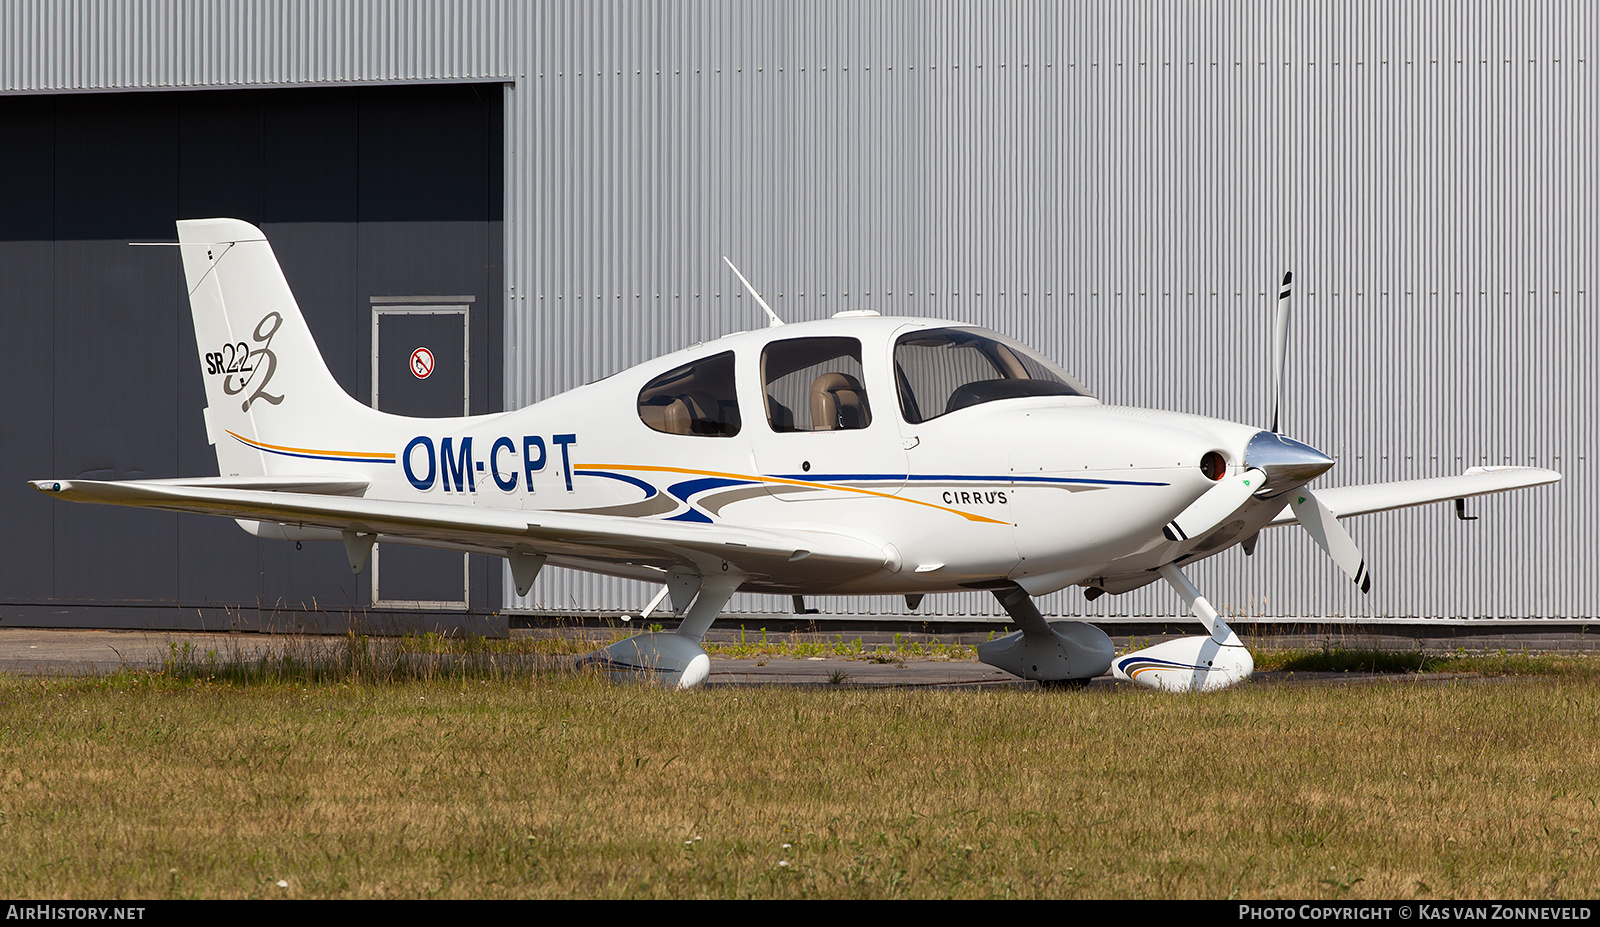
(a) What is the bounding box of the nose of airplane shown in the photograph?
[1243,431,1335,492]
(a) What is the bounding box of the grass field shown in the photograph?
[1,641,1596,899]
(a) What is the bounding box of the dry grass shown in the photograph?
[3,665,1599,899]
[397,628,980,662]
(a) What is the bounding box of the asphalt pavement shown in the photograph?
[1,625,1589,689]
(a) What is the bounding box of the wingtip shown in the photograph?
[1464,465,1564,486]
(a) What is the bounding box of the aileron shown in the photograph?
[1265,466,1561,527]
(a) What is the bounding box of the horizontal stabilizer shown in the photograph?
[121,475,369,496]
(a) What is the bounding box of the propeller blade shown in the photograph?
[1162,468,1267,542]
[1260,271,1371,595]
[1269,270,1292,433]
[1290,487,1372,593]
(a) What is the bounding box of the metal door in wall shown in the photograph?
[370,299,473,609]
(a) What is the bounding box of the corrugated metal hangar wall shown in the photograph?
[1,1,1590,628]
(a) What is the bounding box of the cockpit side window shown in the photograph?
[637,351,742,437]
[894,328,1089,424]
[761,337,871,432]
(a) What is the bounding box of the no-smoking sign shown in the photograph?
[410,347,435,379]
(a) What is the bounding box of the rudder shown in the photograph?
[177,218,374,478]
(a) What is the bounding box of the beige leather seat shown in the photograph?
[639,396,694,434]
[809,372,867,431]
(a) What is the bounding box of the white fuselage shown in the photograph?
[236,314,1271,597]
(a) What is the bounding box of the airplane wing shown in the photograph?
[29,478,895,582]
[1265,465,1561,527]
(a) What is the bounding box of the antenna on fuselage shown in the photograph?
[722,256,784,328]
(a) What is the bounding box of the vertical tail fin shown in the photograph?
[177,218,374,477]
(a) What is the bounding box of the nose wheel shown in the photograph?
[1112,563,1254,692]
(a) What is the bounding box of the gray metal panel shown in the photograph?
[0,97,58,602]
[0,242,58,601]
[1,0,512,92]
[50,239,183,603]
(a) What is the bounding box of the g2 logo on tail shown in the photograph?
[214,312,284,411]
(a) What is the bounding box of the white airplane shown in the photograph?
[32,219,1560,691]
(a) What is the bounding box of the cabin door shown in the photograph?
[745,333,907,504]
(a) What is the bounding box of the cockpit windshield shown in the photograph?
[893,327,1091,424]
